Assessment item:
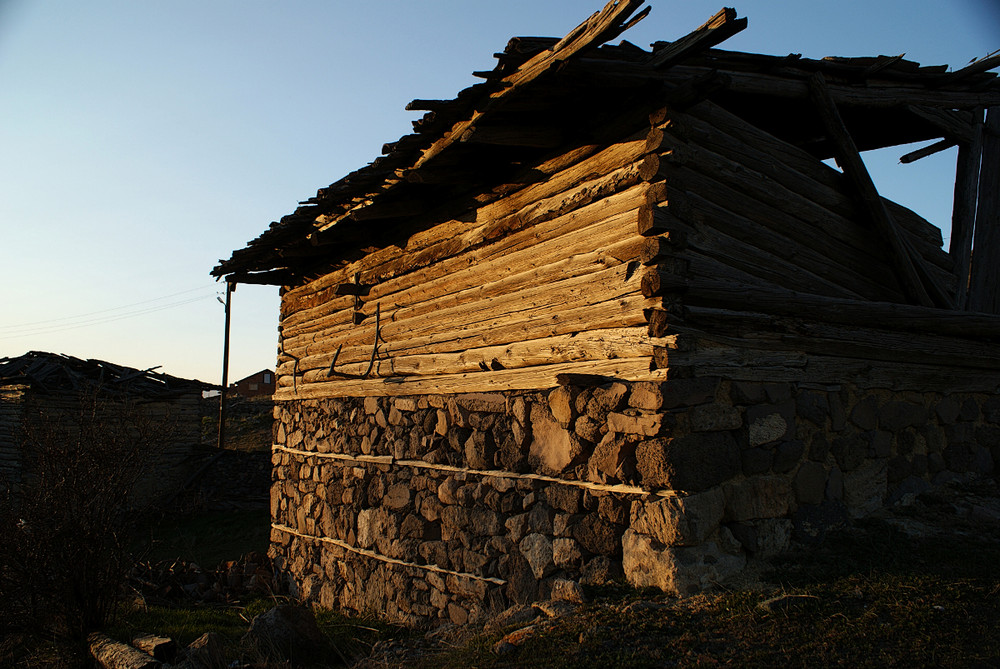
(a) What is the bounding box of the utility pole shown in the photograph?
[218,281,234,450]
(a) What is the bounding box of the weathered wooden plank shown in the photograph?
[950,109,984,306]
[285,328,662,382]
[808,72,939,308]
[655,274,1000,338]
[281,183,649,335]
[648,8,747,69]
[274,356,661,401]
[968,106,1000,314]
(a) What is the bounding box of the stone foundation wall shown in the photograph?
[270,379,1000,625]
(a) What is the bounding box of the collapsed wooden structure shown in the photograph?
[0,351,211,502]
[214,2,1000,623]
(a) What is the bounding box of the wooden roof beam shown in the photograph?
[968,106,1000,314]
[950,109,985,306]
[906,105,977,143]
[648,7,748,69]
[808,72,949,309]
[459,123,564,148]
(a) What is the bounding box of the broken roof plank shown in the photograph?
[808,72,940,308]
[412,0,648,171]
[648,7,747,69]
[949,110,984,306]
[967,106,1000,314]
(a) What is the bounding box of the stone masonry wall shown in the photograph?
[269,379,1000,625]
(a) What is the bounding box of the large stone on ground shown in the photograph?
[244,604,327,661]
[622,530,745,595]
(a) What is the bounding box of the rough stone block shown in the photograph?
[519,533,555,579]
[831,436,865,472]
[455,393,507,414]
[741,448,773,476]
[529,403,582,474]
[689,403,742,432]
[796,390,830,426]
[635,433,740,492]
[842,461,887,518]
[748,412,789,447]
[629,382,666,411]
[464,431,496,470]
[574,415,603,443]
[984,398,1000,425]
[727,518,792,557]
[550,578,586,603]
[607,412,664,436]
[935,396,961,425]
[793,461,826,506]
[586,383,629,421]
[629,488,725,546]
[878,401,928,432]
[587,433,637,484]
[547,387,575,428]
[356,508,389,549]
[660,377,720,409]
[572,514,618,555]
[384,484,410,510]
[731,381,767,405]
[773,440,805,474]
[597,496,629,526]
[622,530,745,595]
[552,538,583,567]
[545,485,581,514]
[723,476,791,521]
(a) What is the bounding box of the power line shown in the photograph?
[0,286,218,330]
[1,294,217,339]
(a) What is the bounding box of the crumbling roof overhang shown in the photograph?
[0,351,215,398]
[212,2,1000,301]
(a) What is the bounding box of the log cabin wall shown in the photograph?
[273,131,664,399]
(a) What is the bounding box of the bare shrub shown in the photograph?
[0,389,169,659]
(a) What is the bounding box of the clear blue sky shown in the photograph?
[1,0,997,383]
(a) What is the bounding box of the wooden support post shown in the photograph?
[950,108,984,307]
[968,106,1000,314]
[218,281,234,450]
[808,72,940,308]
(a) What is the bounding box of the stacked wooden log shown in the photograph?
[275,128,670,400]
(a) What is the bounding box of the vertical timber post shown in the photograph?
[218,280,234,450]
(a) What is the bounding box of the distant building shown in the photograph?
[0,351,214,503]
[231,370,275,398]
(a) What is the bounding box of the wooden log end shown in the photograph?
[641,267,690,298]
[639,233,688,265]
[639,153,664,182]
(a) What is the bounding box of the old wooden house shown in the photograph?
[0,351,211,503]
[213,2,1000,624]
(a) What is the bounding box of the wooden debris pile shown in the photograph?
[0,351,213,398]
[127,551,275,605]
